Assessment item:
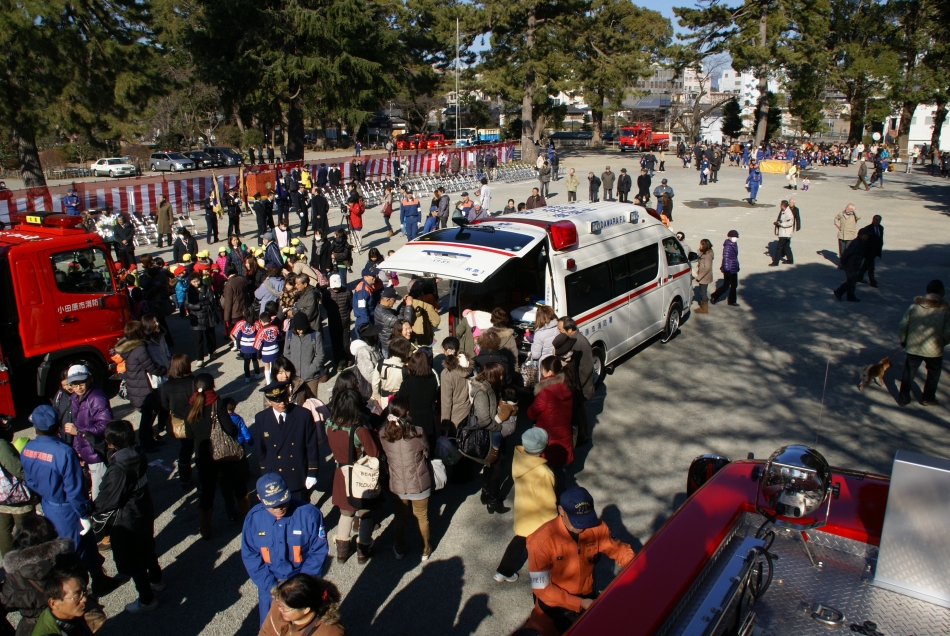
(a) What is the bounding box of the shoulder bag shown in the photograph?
[0,462,32,506]
[170,413,187,439]
[339,423,380,499]
[455,388,492,464]
[210,401,244,462]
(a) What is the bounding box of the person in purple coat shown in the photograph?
[65,365,113,499]
[710,230,741,307]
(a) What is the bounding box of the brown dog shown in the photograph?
[859,356,891,391]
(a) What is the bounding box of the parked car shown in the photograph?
[149,152,196,172]
[90,157,137,178]
[182,150,218,168]
[203,146,244,166]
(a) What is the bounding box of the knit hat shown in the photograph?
[521,427,549,455]
[291,312,310,332]
[727,229,739,238]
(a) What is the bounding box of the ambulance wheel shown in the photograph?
[661,302,681,344]
[592,344,606,387]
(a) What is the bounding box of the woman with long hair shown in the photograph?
[245,254,265,293]
[326,388,380,564]
[439,337,472,436]
[693,238,714,314]
[527,356,574,469]
[185,374,246,539]
[471,362,515,514]
[226,235,248,277]
[160,354,197,489]
[529,305,558,368]
[259,574,344,636]
[380,397,432,560]
[394,350,439,447]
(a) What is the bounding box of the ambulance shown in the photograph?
[0,212,128,420]
[382,202,697,382]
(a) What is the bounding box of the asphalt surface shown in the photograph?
[12,151,950,635]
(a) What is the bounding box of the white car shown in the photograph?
[91,157,137,178]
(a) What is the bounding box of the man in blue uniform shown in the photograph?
[241,473,328,626]
[63,189,81,216]
[20,406,114,595]
[400,190,421,241]
[253,382,319,501]
[353,263,376,330]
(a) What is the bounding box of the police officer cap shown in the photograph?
[261,380,290,401]
[256,473,291,507]
[559,486,599,529]
[361,263,377,277]
[461,192,469,197]
[30,405,58,432]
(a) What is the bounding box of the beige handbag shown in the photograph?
[170,414,187,439]
[341,424,380,499]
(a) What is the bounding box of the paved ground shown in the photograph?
[17,151,950,635]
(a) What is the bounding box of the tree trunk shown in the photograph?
[13,116,46,188]
[896,100,918,151]
[753,8,769,147]
[285,99,305,161]
[521,3,538,165]
[847,88,869,145]
[590,92,604,147]
[930,97,947,154]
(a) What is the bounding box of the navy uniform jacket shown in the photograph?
[21,436,90,518]
[63,194,81,216]
[253,404,318,493]
[241,500,327,592]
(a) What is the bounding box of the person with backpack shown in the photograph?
[407,292,440,349]
[0,417,35,556]
[326,388,381,565]
[92,420,163,613]
[377,337,411,404]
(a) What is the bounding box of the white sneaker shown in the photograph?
[493,572,518,583]
[125,598,159,613]
[421,552,431,562]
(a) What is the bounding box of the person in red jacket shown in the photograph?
[527,356,574,470]
[527,486,634,634]
[347,193,365,254]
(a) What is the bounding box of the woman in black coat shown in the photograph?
[92,421,162,612]
[185,272,217,365]
[115,321,167,452]
[185,374,246,539]
[395,350,440,448]
[226,235,248,277]
[160,354,196,488]
[173,228,199,263]
[113,214,136,269]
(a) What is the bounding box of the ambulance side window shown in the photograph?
[50,249,114,294]
[612,244,658,294]
[662,237,688,266]
[566,262,613,316]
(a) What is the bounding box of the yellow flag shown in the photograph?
[211,171,224,217]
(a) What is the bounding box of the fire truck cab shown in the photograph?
[0,213,128,420]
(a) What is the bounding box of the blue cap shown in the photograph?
[30,405,58,432]
[256,473,291,507]
[559,486,599,529]
[361,262,377,277]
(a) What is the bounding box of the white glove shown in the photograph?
[79,518,92,536]
[305,477,317,490]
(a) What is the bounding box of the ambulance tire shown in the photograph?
[592,344,606,387]
[661,302,681,344]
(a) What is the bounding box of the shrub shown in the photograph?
[39,148,66,172]
[215,125,242,148]
[242,128,265,149]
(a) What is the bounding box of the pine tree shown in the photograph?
[720,99,744,139]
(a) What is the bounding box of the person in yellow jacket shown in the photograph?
[300,168,312,190]
[408,295,440,348]
[528,485,635,634]
[493,428,556,583]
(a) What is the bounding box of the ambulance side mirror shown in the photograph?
[688,252,698,262]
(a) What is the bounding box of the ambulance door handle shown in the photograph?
[60,316,79,323]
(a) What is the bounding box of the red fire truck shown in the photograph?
[0,213,128,420]
[519,445,950,635]
[618,123,670,152]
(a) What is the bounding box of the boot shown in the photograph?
[198,508,213,540]
[480,489,489,505]
[237,495,250,523]
[695,301,708,314]
[356,542,373,564]
[487,499,511,515]
[485,446,500,465]
[387,229,394,237]
[336,539,353,564]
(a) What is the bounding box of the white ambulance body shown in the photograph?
[381,201,696,382]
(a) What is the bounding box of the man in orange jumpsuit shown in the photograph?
[527,486,635,633]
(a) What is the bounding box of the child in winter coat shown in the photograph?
[254,312,281,384]
[174,271,189,315]
[216,246,229,273]
[230,307,262,382]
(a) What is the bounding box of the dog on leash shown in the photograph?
[859,356,891,391]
